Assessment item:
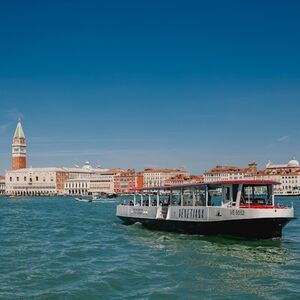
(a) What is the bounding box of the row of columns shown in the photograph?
[68,189,89,195]
[11,190,55,196]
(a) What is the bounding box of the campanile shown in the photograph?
[12,121,26,170]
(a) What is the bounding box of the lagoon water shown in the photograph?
[0,196,299,299]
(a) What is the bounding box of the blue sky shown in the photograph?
[0,0,300,174]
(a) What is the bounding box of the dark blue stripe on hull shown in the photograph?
[118,217,292,239]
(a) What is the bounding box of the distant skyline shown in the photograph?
[1,1,300,174]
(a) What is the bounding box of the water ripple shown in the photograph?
[0,196,299,299]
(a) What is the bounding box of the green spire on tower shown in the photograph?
[13,121,25,139]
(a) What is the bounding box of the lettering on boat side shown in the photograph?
[130,208,144,215]
[178,208,204,219]
[230,209,245,216]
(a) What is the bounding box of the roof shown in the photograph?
[6,167,65,173]
[13,121,25,139]
[263,168,300,176]
[132,180,280,191]
[204,164,258,174]
[143,168,187,173]
[164,174,204,182]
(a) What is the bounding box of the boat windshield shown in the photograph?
[241,185,272,206]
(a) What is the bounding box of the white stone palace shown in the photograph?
[5,167,68,196]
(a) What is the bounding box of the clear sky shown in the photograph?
[0,0,300,174]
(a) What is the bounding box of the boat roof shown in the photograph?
[133,180,280,191]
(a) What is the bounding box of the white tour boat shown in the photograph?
[116,180,295,239]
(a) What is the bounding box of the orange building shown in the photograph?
[56,171,69,191]
[114,169,137,194]
[136,172,144,189]
[12,121,27,170]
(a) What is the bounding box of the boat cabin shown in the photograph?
[127,180,278,209]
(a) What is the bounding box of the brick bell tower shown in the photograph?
[12,120,27,170]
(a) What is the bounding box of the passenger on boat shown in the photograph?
[240,196,246,205]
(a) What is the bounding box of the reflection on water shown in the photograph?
[197,236,292,264]
[130,223,292,264]
[129,226,299,298]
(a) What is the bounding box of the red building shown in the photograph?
[136,172,144,189]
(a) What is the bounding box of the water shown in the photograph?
[0,196,299,299]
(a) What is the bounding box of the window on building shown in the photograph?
[17,177,19,181]
[24,177,26,181]
[36,176,39,181]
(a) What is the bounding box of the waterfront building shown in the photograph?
[114,169,137,194]
[64,178,90,196]
[143,168,189,187]
[0,176,5,195]
[164,175,204,186]
[203,159,300,196]
[64,168,119,196]
[136,172,144,189]
[258,159,300,195]
[63,161,111,195]
[5,168,69,196]
[90,169,119,195]
[203,162,258,182]
[64,168,146,196]
[12,121,26,170]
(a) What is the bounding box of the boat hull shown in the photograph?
[118,216,292,239]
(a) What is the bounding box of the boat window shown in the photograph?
[241,185,272,206]
[207,188,221,206]
[183,191,194,206]
[195,188,206,206]
[168,188,208,206]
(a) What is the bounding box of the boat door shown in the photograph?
[223,185,237,207]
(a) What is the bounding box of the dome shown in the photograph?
[287,158,299,167]
[83,161,93,170]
